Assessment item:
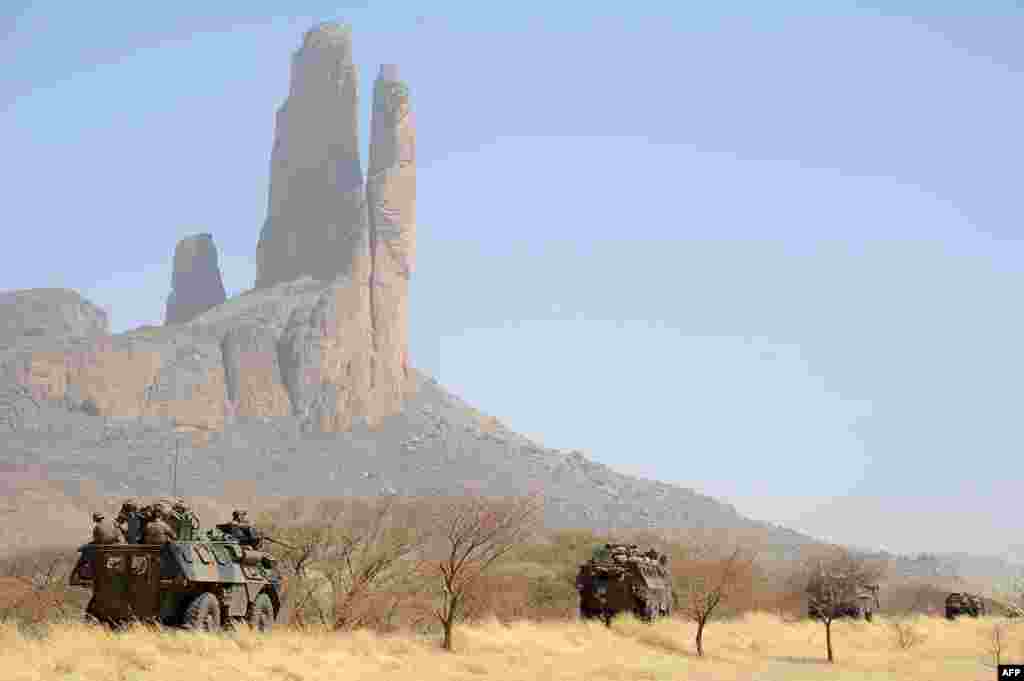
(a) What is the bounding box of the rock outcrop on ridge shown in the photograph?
[0,289,108,346]
[164,233,227,325]
[1,24,419,439]
[367,64,417,416]
[255,22,368,290]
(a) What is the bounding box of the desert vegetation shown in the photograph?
[1,492,1021,679]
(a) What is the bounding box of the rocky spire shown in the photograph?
[255,22,371,290]
[366,63,416,410]
[164,233,226,325]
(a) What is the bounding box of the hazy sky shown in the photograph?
[3,2,1023,558]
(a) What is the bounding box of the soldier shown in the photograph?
[91,512,123,544]
[116,500,143,544]
[170,498,199,539]
[142,506,178,544]
[223,509,263,549]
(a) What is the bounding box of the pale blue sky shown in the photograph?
[3,2,1023,557]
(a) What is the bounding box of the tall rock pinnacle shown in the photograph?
[367,64,416,412]
[255,22,371,290]
[164,233,227,325]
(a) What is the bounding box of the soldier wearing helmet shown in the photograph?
[91,512,123,544]
[220,509,262,549]
[142,504,177,544]
[171,498,199,538]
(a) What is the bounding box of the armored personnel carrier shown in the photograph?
[575,543,675,625]
[945,592,986,619]
[69,502,285,631]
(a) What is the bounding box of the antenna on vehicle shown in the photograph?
[172,437,180,498]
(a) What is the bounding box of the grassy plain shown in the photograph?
[1,612,1019,681]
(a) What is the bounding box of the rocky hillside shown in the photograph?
[2,284,1021,587]
[1,23,1018,587]
[0,281,805,548]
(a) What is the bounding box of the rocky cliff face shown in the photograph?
[252,23,417,431]
[255,22,369,290]
[0,24,420,441]
[367,64,416,416]
[164,233,227,325]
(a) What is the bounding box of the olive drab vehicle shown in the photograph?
[575,543,675,625]
[806,572,880,622]
[945,592,986,619]
[69,502,288,632]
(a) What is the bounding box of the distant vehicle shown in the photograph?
[575,543,675,625]
[945,592,985,619]
[69,502,286,631]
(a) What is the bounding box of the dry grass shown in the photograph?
[0,612,1019,680]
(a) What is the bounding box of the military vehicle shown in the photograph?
[575,543,675,625]
[806,577,880,622]
[945,592,986,619]
[69,502,286,631]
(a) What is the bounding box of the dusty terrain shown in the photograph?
[1,613,1019,681]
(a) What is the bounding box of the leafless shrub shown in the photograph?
[420,490,543,651]
[793,546,888,663]
[889,617,926,650]
[673,545,758,656]
[980,621,1008,669]
[258,496,427,631]
[0,547,83,625]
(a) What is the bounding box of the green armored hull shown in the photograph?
[69,506,284,631]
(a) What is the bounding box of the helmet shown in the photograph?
[232,509,249,523]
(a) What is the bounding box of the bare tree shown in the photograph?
[673,545,757,657]
[797,547,887,664]
[0,548,81,624]
[984,622,1007,669]
[993,573,1024,618]
[258,496,425,630]
[424,491,543,651]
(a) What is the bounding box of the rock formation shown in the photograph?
[164,233,227,325]
[250,24,417,431]
[0,288,108,345]
[1,23,417,441]
[255,22,370,290]
[367,64,416,415]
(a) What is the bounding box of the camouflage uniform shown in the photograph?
[91,512,123,544]
[222,509,262,549]
[143,515,177,544]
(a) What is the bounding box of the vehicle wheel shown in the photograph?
[182,593,221,632]
[84,596,99,623]
[247,593,274,632]
[83,596,112,628]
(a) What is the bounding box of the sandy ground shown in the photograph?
[0,612,1019,681]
